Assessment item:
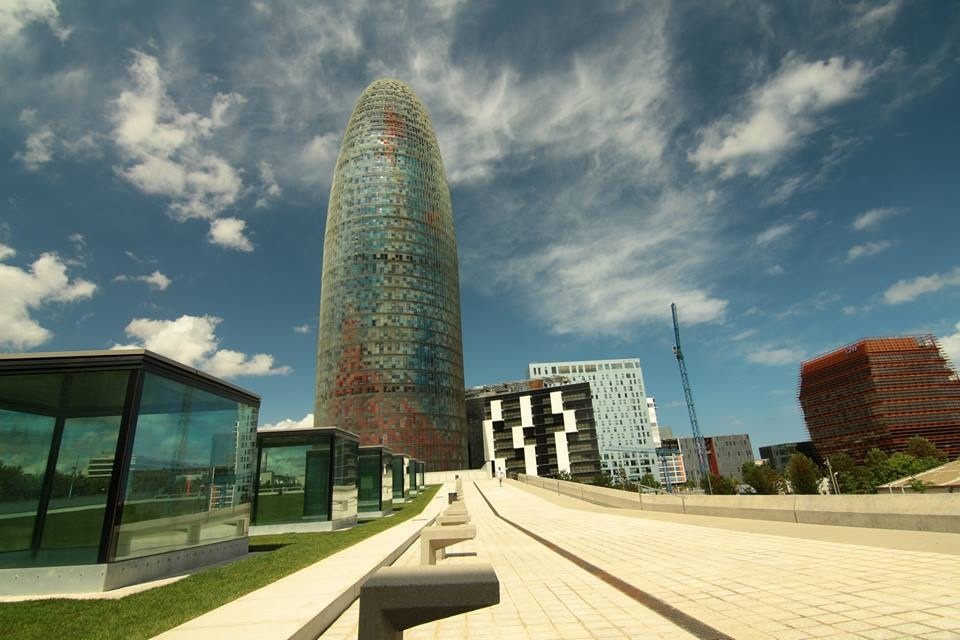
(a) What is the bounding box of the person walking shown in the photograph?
[498,468,505,487]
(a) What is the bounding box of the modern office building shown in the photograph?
[0,350,259,595]
[676,434,755,481]
[799,336,960,460]
[315,78,468,471]
[529,359,656,481]
[253,427,359,531]
[759,441,822,475]
[465,380,601,481]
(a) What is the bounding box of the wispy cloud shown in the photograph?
[755,211,816,246]
[845,240,891,263]
[112,314,290,377]
[690,55,871,177]
[730,328,757,342]
[114,270,171,291]
[883,266,960,304]
[747,345,806,366]
[940,321,960,371]
[852,206,902,230]
[293,324,311,334]
[0,0,72,44]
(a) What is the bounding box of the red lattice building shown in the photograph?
[799,336,960,461]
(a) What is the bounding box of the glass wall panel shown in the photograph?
[0,408,56,567]
[0,370,128,568]
[381,452,393,512]
[357,451,380,512]
[408,461,417,495]
[332,436,358,522]
[254,438,331,524]
[392,457,406,501]
[115,373,257,561]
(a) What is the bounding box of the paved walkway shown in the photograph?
[324,479,960,640]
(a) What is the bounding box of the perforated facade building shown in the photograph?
[315,79,467,471]
[799,336,960,460]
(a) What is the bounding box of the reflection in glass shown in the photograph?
[0,410,56,564]
[392,456,407,501]
[357,452,380,512]
[255,441,331,524]
[40,416,122,564]
[116,373,256,560]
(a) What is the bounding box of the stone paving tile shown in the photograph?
[323,480,960,639]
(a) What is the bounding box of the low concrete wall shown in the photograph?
[425,469,491,483]
[516,474,960,533]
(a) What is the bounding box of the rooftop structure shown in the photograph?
[799,336,960,460]
[314,79,467,470]
[0,349,259,595]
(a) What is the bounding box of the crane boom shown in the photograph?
[671,303,712,494]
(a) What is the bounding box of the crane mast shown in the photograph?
[671,303,712,494]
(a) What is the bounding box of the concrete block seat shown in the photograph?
[437,514,471,526]
[420,524,476,565]
[445,502,467,515]
[358,563,499,640]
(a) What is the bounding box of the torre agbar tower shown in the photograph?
[315,79,468,470]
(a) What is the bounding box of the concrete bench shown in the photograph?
[437,514,471,526]
[358,563,500,640]
[445,502,467,515]
[420,524,476,565]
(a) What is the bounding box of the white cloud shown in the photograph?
[208,217,254,252]
[0,0,71,44]
[852,206,902,230]
[730,329,757,342]
[940,322,960,371]
[845,240,891,263]
[14,123,55,170]
[260,413,314,430]
[765,264,784,275]
[690,55,871,177]
[883,266,960,304]
[113,314,290,377]
[0,243,16,261]
[111,51,245,228]
[114,270,171,291]
[0,249,96,350]
[842,305,858,315]
[293,324,311,334]
[300,133,340,181]
[747,346,806,366]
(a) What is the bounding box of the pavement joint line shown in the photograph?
[473,481,735,640]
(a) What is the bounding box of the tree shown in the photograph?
[639,472,661,489]
[615,467,637,492]
[905,436,947,462]
[741,461,784,495]
[590,472,613,488]
[785,452,822,494]
[703,473,737,494]
[826,453,871,494]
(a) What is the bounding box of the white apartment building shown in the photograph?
[529,358,658,481]
[647,397,686,488]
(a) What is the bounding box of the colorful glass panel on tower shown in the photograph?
[315,79,467,470]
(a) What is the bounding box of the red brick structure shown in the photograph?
[799,336,960,460]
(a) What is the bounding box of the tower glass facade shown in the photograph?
[315,79,467,470]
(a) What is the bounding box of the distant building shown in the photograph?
[677,434,754,481]
[759,441,822,475]
[799,336,960,460]
[647,397,685,487]
[529,358,656,481]
[465,381,601,482]
[876,459,960,494]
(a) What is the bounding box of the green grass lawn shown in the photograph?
[0,485,439,640]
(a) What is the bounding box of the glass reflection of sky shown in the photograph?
[0,410,56,476]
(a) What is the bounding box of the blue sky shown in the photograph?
[2,0,959,453]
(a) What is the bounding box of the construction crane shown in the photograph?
[671,302,712,495]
